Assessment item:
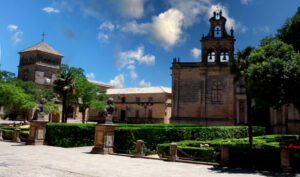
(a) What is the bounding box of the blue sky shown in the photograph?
[0,0,299,88]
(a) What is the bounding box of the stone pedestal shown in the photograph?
[168,143,178,161]
[281,149,292,172]
[134,140,145,157]
[91,124,116,154]
[26,121,47,145]
[13,129,21,143]
[0,129,3,141]
[221,146,229,166]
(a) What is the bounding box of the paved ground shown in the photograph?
[0,142,298,177]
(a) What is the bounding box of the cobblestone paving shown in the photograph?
[0,142,298,177]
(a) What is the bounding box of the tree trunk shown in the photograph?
[246,88,253,150]
[82,107,86,124]
[49,113,52,122]
[62,91,67,123]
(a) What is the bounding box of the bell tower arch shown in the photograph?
[201,10,235,65]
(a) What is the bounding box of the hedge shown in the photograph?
[157,135,300,171]
[44,123,265,153]
[114,126,265,154]
[1,128,29,141]
[46,123,94,147]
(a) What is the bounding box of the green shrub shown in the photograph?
[1,129,29,141]
[114,126,265,154]
[46,123,95,147]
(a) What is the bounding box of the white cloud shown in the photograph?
[190,48,201,59]
[252,25,270,34]
[119,0,145,18]
[115,46,155,70]
[121,21,148,34]
[7,25,18,31]
[169,0,211,28]
[99,21,115,31]
[241,0,251,5]
[127,65,136,70]
[97,32,109,42]
[109,74,125,88]
[139,79,151,88]
[42,7,60,14]
[86,73,95,80]
[122,9,184,49]
[130,70,138,79]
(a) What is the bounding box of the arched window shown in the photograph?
[214,26,221,38]
[220,48,229,62]
[207,48,215,62]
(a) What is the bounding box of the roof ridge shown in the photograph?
[19,41,63,57]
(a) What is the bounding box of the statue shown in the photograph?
[103,97,115,124]
[33,98,47,121]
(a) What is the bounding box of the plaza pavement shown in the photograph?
[0,141,298,177]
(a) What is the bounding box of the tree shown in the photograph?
[277,8,300,51]
[231,46,255,149]
[0,83,36,120]
[247,38,300,111]
[44,101,60,122]
[72,76,107,123]
[53,64,84,123]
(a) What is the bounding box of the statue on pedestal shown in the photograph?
[103,97,114,124]
[33,98,47,121]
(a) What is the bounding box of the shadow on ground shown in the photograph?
[208,166,298,177]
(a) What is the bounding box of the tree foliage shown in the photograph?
[247,38,300,110]
[277,8,300,51]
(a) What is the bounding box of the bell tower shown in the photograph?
[201,10,235,65]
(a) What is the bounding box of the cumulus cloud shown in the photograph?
[7,25,18,31]
[130,70,138,79]
[42,7,60,14]
[122,9,184,49]
[119,0,145,18]
[169,0,210,28]
[97,32,109,42]
[127,65,136,70]
[139,79,151,87]
[115,46,155,70]
[190,48,201,59]
[99,21,115,31]
[86,73,95,80]
[7,25,23,44]
[109,74,125,88]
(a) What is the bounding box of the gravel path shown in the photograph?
[0,142,298,177]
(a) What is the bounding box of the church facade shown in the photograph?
[171,11,300,133]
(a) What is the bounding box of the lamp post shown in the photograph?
[137,101,153,123]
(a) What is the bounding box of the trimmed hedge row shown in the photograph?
[114,126,265,154]
[1,128,29,141]
[157,135,300,171]
[44,123,266,154]
[46,123,95,147]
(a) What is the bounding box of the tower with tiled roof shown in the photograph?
[18,41,63,89]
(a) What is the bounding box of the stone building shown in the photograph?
[171,10,300,133]
[18,41,63,89]
[106,87,172,123]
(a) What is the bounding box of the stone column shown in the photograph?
[0,128,3,141]
[26,121,47,145]
[281,149,291,172]
[91,124,116,154]
[168,143,178,161]
[13,129,21,143]
[221,146,229,166]
[134,140,145,157]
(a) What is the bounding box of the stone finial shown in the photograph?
[168,143,178,161]
[230,27,234,37]
[220,10,222,17]
[13,129,21,143]
[0,129,3,141]
[135,140,145,157]
[213,11,216,18]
